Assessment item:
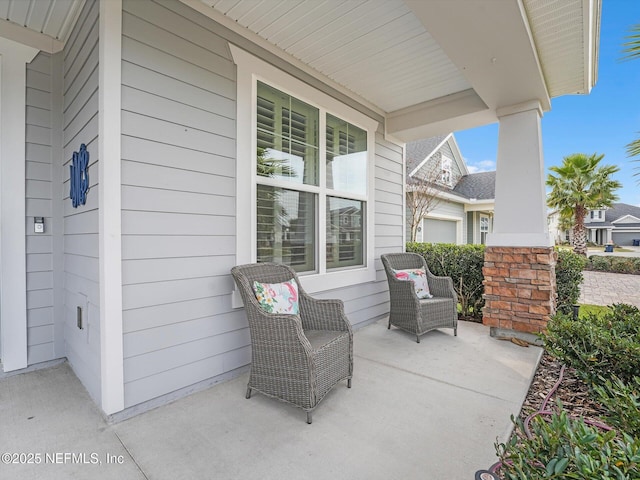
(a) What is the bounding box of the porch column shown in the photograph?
[606,229,613,244]
[0,39,38,372]
[99,0,124,414]
[483,101,557,338]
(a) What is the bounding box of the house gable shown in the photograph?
[612,214,640,224]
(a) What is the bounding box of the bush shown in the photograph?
[497,410,640,479]
[587,255,611,271]
[543,304,640,385]
[406,243,485,318]
[593,376,640,438]
[554,249,587,314]
[586,256,640,275]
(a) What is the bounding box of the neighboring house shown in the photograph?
[0,0,600,419]
[407,134,495,245]
[550,203,640,246]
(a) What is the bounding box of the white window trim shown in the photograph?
[230,45,378,301]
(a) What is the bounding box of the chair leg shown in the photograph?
[454,328,458,337]
[388,319,391,329]
[245,386,252,399]
[416,335,420,343]
[347,378,352,388]
[306,412,312,424]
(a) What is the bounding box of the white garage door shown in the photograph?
[423,218,457,244]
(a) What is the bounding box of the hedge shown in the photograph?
[406,244,585,319]
[406,243,485,318]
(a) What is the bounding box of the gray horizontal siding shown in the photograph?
[119,0,404,408]
[26,52,55,365]
[120,0,241,408]
[63,0,101,404]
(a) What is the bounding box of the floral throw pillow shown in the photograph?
[393,268,432,299]
[252,279,299,314]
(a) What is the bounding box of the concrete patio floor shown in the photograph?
[0,319,541,480]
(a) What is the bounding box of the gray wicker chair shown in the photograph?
[381,253,458,343]
[231,262,353,424]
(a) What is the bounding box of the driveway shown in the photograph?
[579,270,640,308]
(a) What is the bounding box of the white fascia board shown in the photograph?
[388,88,490,143]
[583,0,601,94]
[612,215,640,224]
[408,133,452,178]
[447,133,469,176]
[179,0,385,120]
[464,200,495,212]
[406,0,550,113]
[0,18,64,53]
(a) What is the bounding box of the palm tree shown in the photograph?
[546,153,621,256]
[623,24,640,168]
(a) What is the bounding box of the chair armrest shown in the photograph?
[246,308,314,356]
[386,275,421,306]
[426,271,458,302]
[299,294,352,334]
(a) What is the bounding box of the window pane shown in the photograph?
[257,185,316,272]
[326,197,364,269]
[257,82,319,186]
[326,114,367,195]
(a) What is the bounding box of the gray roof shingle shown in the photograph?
[406,135,448,175]
[452,171,496,200]
[600,203,640,226]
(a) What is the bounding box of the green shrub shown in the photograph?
[543,304,640,385]
[554,249,587,314]
[587,255,611,271]
[593,376,640,438]
[406,243,485,318]
[497,409,640,479]
[586,256,640,275]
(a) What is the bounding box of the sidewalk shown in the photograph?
[0,319,541,480]
[579,270,640,308]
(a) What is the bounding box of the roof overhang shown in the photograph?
[0,0,600,144]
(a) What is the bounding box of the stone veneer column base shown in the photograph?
[482,246,557,336]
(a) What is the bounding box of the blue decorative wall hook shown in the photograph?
[70,143,90,208]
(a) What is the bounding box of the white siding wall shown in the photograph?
[119,0,404,408]
[62,0,101,403]
[120,0,245,408]
[26,52,55,365]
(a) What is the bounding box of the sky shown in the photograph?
[455,1,640,207]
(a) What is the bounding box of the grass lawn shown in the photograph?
[577,303,610,319]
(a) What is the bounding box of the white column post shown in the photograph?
[487,101,552,247]
[0,39,38,372]
[99,0,124,414]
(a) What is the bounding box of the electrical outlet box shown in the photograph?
[77,306,83,329]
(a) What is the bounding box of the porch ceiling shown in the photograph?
[0,0,84,52]
[199,0,600,141]
[0,0,599,142]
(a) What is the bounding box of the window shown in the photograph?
[480,214,490,245]
[231,45,378,293]
[256,82,367,273]
[441,156,452,186]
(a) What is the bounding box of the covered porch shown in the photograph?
[0,0,599,420]
[1,318,541,479]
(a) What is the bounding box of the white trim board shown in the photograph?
[230,45,379,300]
[98,0,124,414]
[0,37,38,372]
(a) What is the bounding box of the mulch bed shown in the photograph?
[518,351,608,427]
[488,350,610,479]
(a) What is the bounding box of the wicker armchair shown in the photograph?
[231,262,353,424]
[381,253,458,343]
